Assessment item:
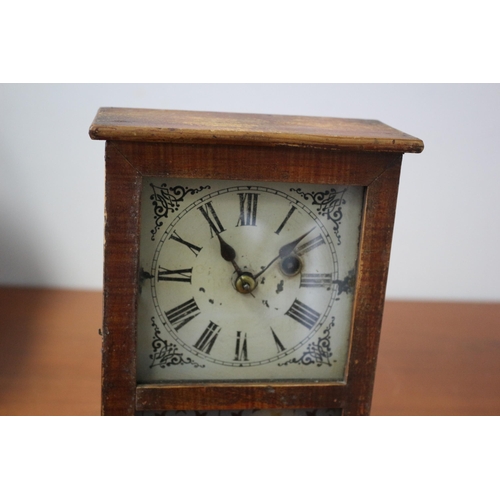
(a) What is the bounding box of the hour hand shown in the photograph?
[216,233,242,274]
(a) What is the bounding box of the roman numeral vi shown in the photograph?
[234,331,248,361]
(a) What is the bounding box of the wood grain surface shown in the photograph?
[0,287,102,416]
[89,108,424,153]
[372,301,500,416]
[100,141,403,415]
[1,287,498,416]
[91,109,424,414]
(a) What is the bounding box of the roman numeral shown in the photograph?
[234,331,248,361]
[275,206,297,235]
[157,267,193,283]
[285,299,321,330]
[300,273,333,288]
[169,230,202,257]
[165,298,200,331]
[236,193,259,226]
[193,321,220,354]
[198,202,225,237]
[295,234,325,254]
[271,328,285,353]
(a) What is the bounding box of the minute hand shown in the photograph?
[254,228,314,280]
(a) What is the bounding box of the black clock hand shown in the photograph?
[254,228,314,280]
[216,233,243,274]
[216,233,257,296]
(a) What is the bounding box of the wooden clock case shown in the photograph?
[89,108,423,416]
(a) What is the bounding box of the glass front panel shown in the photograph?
[137,178,363,383]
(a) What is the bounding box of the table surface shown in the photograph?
[1,287,498,416]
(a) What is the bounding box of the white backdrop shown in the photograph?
[1,83,499,301]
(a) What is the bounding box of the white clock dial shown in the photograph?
[137,178,363,382]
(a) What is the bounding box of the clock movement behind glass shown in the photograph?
[89,108,423,415]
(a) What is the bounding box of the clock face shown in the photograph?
[137,178,364,382]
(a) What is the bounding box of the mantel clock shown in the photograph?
[89,108,423,416]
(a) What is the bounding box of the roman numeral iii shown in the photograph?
[300,273,333,288]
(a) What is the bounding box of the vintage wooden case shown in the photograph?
[89,108,423,415]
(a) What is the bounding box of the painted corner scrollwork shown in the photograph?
[149,183,211,240]
[149,317,204,369]
[290,187,347,245]
[279,317,335,367]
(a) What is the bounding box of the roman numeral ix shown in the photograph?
[157,267,193,283]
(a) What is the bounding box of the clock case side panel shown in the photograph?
[104,141,403,415]
[102,142,142,415]
[343,157,402,416]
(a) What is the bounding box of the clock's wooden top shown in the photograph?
[89,107,424,153]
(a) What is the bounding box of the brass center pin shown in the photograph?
[235,273,257,294]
